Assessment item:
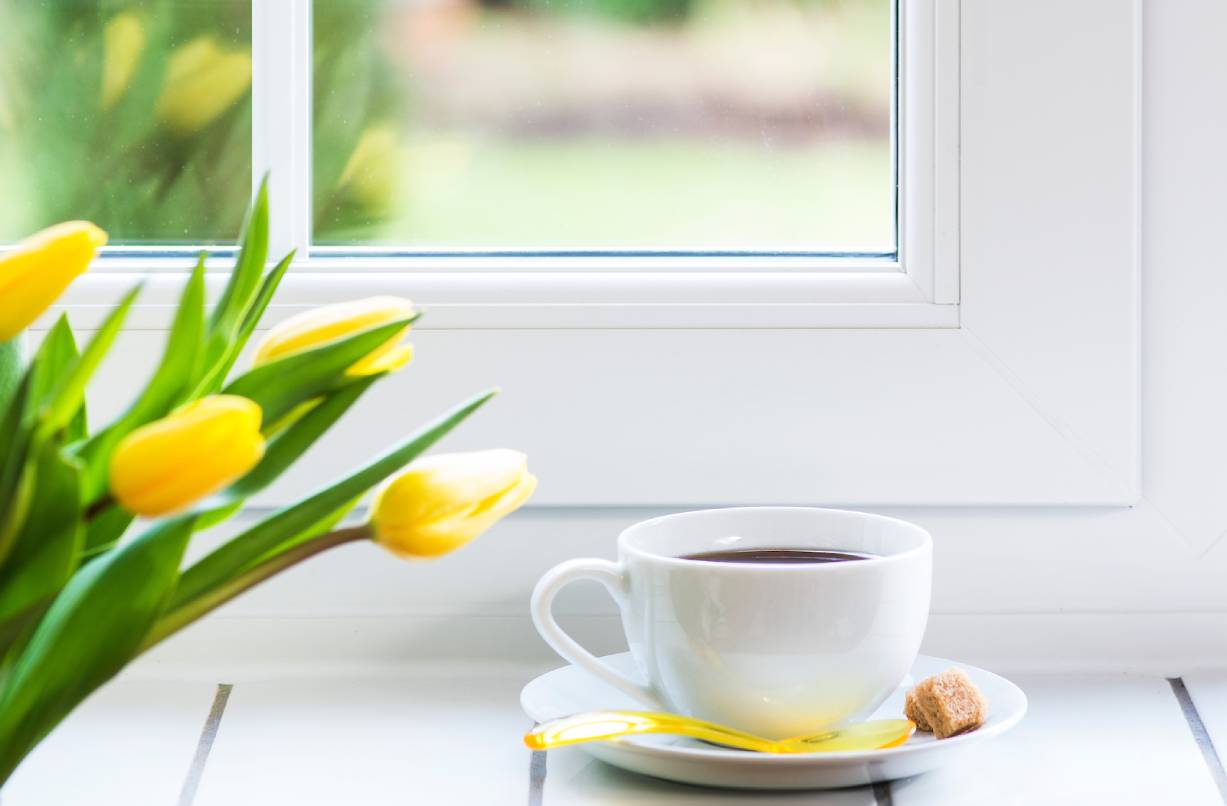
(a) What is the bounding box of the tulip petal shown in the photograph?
[227,316,413,424]
[0,222,107,341]
[352,342,413,376]
[372,450,535,559]
[253,296,416,373]
[109,396,265,517]
[374,449,528,530]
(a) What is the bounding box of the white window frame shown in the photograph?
[54,0,1140,509]
[84,0,958,330]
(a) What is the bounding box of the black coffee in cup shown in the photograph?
[679,548,875,564]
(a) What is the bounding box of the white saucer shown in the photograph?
[521,653,1027,790]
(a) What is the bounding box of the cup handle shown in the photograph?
[531,558,665,709]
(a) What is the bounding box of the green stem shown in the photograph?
[141,524,372,652]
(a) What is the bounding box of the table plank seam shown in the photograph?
[1169,677,1227,804]
[528,722,547,806]
[872,779,894,805]
[176,683,233,806]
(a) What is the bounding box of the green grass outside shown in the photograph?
[321,134,894,252]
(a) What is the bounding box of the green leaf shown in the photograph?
[0,322,88,540]
[39,321,87,443]
[229,375,378,499]
[75,260,206,501]
[0,516,195,784]
[39,286,140,436]
[0,605,44,692]
[0,374,35,545]
[283,495,364,552]
[169,389,496,613]
[28,317,77,414]
[150,255,208,404]
[65,399,88,444]
[147,520,364,650]
[0,471,35,579]
[0,366,30,476]
[204,178,269,369]
[192,249,293,397]
[78,507,135,561]
[192,499,244,533]
[0,441,82,638]
[222,316,415,425]
[0,337,23,422]
[235,251,294,351]
[0,325,71,562]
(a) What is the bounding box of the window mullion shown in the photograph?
[252,0,312,259]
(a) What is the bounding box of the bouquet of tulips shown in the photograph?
[0,184,536,786]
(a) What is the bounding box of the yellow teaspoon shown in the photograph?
[525,711,915,754]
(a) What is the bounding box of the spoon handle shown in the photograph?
[780,719,916,752]
[525,711,776,753]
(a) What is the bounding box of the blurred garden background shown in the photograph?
[0,0,893,252]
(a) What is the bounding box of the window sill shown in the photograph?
[52,265,958,330]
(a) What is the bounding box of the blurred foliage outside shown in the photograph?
[0,0,254,244]
[316,0,894,250]
[0,0,893,251]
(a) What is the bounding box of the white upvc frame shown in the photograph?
[253,0,312,258]
[81,0,960,331]
[52,0,1140,509]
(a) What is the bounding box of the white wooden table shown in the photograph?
[6,668,1227,805]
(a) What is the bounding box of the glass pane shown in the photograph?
[0,1,253,245]
[313,0,894,253]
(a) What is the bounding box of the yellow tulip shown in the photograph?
[0,222,107,340]
[110,396,266,517]
[156,36,252,135]
[337,125,400,211]
[252,296,415,377]
[101,12,146,110]
[371,450,537,559]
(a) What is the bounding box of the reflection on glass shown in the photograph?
[314,0,893,252]
[0,1,253,245]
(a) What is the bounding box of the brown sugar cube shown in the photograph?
[904,687,932,732]
[904,668,988,739]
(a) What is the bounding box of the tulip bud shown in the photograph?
[156,37,252,135]
[253,296,415,377]
[110,395,265,517]
[101,13,146,111]
[0,222,107,340]
[371,449,537,559]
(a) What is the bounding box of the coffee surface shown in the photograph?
[679,547,876,564]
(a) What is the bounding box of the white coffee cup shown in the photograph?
[531,506,932,739]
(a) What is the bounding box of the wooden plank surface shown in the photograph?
[2,679,217,806]
[191,670,533,806]
[1177,674,1227,802]
[5,673,1225,805]
[889,676,1221,805]
[544,676,1224,805]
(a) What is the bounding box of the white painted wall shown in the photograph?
[127,1,1227,675]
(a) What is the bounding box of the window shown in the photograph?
[1,0,894,257]
[0,1,253,245]
[6,1,1144,510]
[311,0,895,254]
